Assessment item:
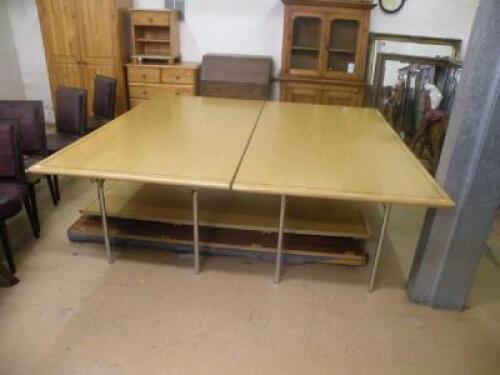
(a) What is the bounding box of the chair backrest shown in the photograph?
[94,75,116,120]
[0,101,47,156]
[55,87,87,135]
[0,118,25,181]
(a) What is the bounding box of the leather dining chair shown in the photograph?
[0,261,19,286]
[46,87,88,201]
[87,75,117,133]
[0,120,40,274]
[47,87,87,153]
[0,100,59,206]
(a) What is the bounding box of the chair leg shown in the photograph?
[23,196,40,239]
[54,175,60,201]
[0,221,16,274]
[46,175,58,206]
[28,183,40,232]
[0,262,19,286]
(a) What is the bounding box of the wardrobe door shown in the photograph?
[76,0,117,114]
[76,0,116,65]
[37,0,83,98]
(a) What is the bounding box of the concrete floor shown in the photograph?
[0,177,499,375]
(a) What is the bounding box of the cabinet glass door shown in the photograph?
[327,19,360,77]
[290,16,322,73]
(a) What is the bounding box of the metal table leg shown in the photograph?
[369,204,392,292]
[192,190,200,275]
[274,195,287,284]
[96,179,113,264]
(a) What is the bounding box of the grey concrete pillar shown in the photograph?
[407,0,500,310]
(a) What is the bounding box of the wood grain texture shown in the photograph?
[80,182,370,238]
[233,101,454,207]
[280,1,371,105]
[125,63,199,106]
[70,215,368,266]
[36,0,131,116]
[29,96,264,189]
[29,96,452,208]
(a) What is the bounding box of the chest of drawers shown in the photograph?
[125,63,199,108]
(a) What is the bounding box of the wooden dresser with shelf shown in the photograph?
[130,9,180,64]
[280,0,373,107]
[125,63,199,108]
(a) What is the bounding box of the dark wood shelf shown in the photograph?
[329,48,356,54]
[136,38,170,43]
[292,45,320,52]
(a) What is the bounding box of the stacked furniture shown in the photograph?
[130,9,180,65]
[0,100,59,206]
[36,0,132,116]
[125,63,199,108]
[279,0,373,106]
[200,54,273,100]
[125,8,199,109]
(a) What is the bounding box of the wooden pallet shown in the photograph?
[69,215,368,266]
[81,182,371,239]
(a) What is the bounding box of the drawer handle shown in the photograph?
[175,92,180,96]
[143,91,148,96]
[141,74,147,79]
[148,18,154,23]
[175,76,180,80]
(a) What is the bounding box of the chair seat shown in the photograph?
[46,132,81,153]
[0,184,24,219]
[86,116,109,133]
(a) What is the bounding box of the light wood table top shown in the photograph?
[29,96,264,189]
[233,101,453,207]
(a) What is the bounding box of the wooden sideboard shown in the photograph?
[279,0,373,106]
[125,63,199,108]
[280,78,366,106]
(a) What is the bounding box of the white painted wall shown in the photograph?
[0,1,25,100]
[370,0,478,53]
[6,0,53,121]
[1,0,479,118]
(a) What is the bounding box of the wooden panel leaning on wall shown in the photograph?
[37,0,132,117]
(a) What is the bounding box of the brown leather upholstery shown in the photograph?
[87,75,116,133]
[0,118,22,179]
[46,132,81,153]
[0,184,26,275]
[0,121,39,274]
[94,75,116,120]
[55,87,87,135]
[87,117,108,132]
[0,120,28,203]
[0,101,46,156]
[0,120,37,217]
[0,183,27,206]
[0,185,23,219]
